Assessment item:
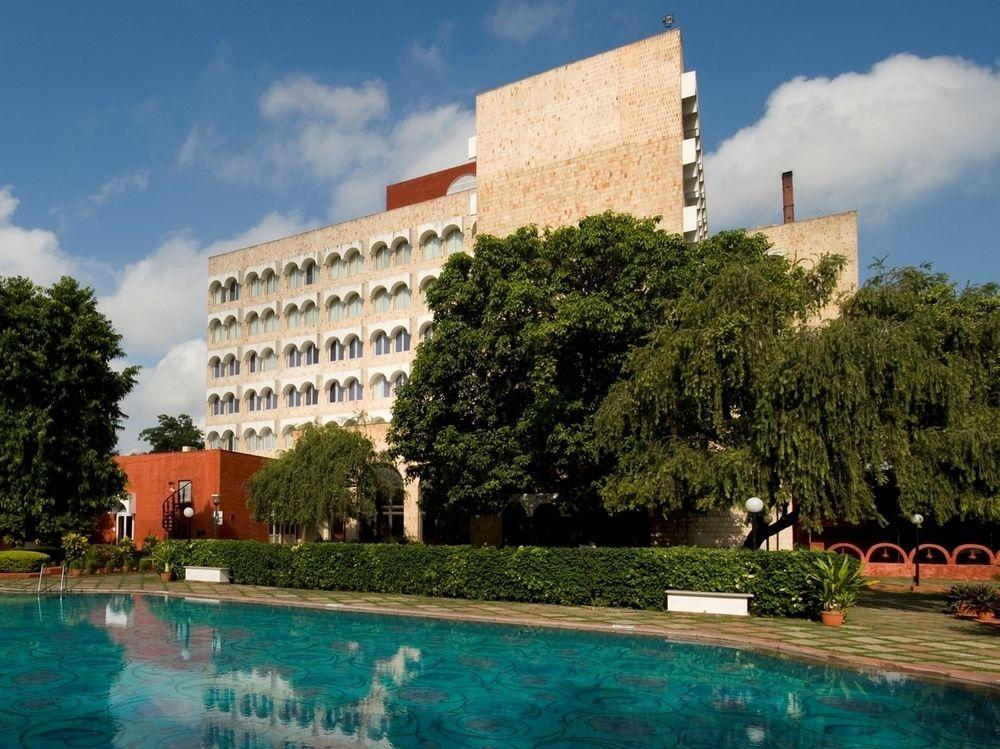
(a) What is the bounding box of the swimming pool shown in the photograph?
[0,594,996,748]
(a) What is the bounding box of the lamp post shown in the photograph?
[182,503,195,540]
[211,493,221,539]
[745,497,764,550]
[910,513,924,590]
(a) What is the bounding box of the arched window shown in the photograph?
[302,384,318,405]
[345,294,363,318]
[286,387,300,407]
[245,429,260,451]
[329,255,345,279]
[208,395,221,415]
[420,277,436,301]
[328,381,344,403]
[222,431,237,451]
[247,391,260,412]
[346,379,363,401]
[285,305,301,329]
[393,372,408,392]
[329,338,344,362]
[225,318,240,340]
[422,233,441,260]
[247,273,261,297]
[245,312,260,335]
[209,282,223,305]
[209,321,223,342]
[374,332,390,356]
[225,355,240,376]
[287,264,304,289]
[393,241,411,266]
[246,351,259,373]
[260,349,277,372]
[262,270,278,294]
[347,336,363,359]
[302,302,319,326]
[209,358,222,379]
[393,285,411,310]
[303,261,317,285]
[206,432,221,450]
[345,249,363,276]
[372,288,390,313]
[302,343,319,365]
[394,329,411,353]
[327,296,344,322]
[419,322,434,341]
[372,244,390,270]
[221,394,239,414]
[220,280,240,302]
[443,228,464,255]
[372,375,390,399]
[261,389,277,410]
[261,310,277,332]
[261,429,276,450]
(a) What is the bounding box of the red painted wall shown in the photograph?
[385,162,476,210]
[101,450,271,547]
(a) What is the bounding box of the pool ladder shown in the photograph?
[36,563,69,594]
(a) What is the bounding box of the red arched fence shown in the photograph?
[819,542,999,580]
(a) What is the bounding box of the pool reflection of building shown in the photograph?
[96,595,423,747]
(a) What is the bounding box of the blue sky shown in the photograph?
[1,0,998,449]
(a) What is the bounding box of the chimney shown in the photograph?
[781,171,794,224]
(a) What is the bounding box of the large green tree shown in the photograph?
[389,212,691,526]
[0,276,138,543]
[247,423,402,534]
[597,240,1000,543]
[140,413,204,452]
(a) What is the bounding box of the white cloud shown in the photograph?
[99,211,315,358]
[487,1,569,42]
[87,170,150,207]
[706,53,1000,228]
[0,184,314,452]
[181,75,475,221]
[117,338,208,454]
[410,41,443,71]
[0,185,87,284]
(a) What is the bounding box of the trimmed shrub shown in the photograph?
[0,550,51,573]
[23,544,65,563]
[163,541,850,618]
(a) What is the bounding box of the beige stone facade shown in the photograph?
[203,30,857,543]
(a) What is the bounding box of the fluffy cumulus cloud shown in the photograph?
[487,1,570,42]
[117,338,208,454]
[180,75,475,221]
[0,184,315,451]
[706,53,1000,228]
[0,186,89,284]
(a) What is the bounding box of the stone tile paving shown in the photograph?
[2,572,998,689]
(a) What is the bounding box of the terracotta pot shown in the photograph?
[160,571,174,583]
[954,603,976,619]
[98,567,108,575]
[821,610,844,627]
[69,568,83,577]
[976,610,996,622]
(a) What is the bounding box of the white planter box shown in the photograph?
[184,566,231,584]
[665,590,752,616]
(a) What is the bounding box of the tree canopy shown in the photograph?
[140,413,204,452]
[247,423,403,534]
[0,276,138,543]
[389,212,691,525]
[598,245,1000,541]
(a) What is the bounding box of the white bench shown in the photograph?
[184,566,231,584]
[665,590,753,616]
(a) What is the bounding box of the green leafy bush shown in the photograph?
[0,550,51,573]
[162,541,849,618]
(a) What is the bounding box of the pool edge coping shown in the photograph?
[5,585,999,694]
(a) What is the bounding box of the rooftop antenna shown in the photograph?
[662,14,676,30]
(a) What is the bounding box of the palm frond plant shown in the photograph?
[810,555,865,626]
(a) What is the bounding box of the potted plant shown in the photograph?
[153,542,178,582]
[811,555,865,627]
[945,584,978,619]
[966,584,1000,622]
[115,537,136,573]
[61,532,89,578]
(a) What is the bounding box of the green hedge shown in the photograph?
[0,550,51,573]
[164,541,851,618]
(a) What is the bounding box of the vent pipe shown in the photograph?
[781,171,794,224]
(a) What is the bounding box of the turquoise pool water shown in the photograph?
[0,594,996,748]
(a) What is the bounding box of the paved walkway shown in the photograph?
[2,572,998,690]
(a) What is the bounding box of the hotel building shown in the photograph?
[204,30,857,541]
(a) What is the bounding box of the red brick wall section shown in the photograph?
[105,450,271,548]
[863,562,999,581]
[385,162,476,210]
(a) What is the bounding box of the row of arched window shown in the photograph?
[208,411,395,452]
[209,326,428,379]
[210,228,463,305]
[208,372,409,415]
[209,279,435,341]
